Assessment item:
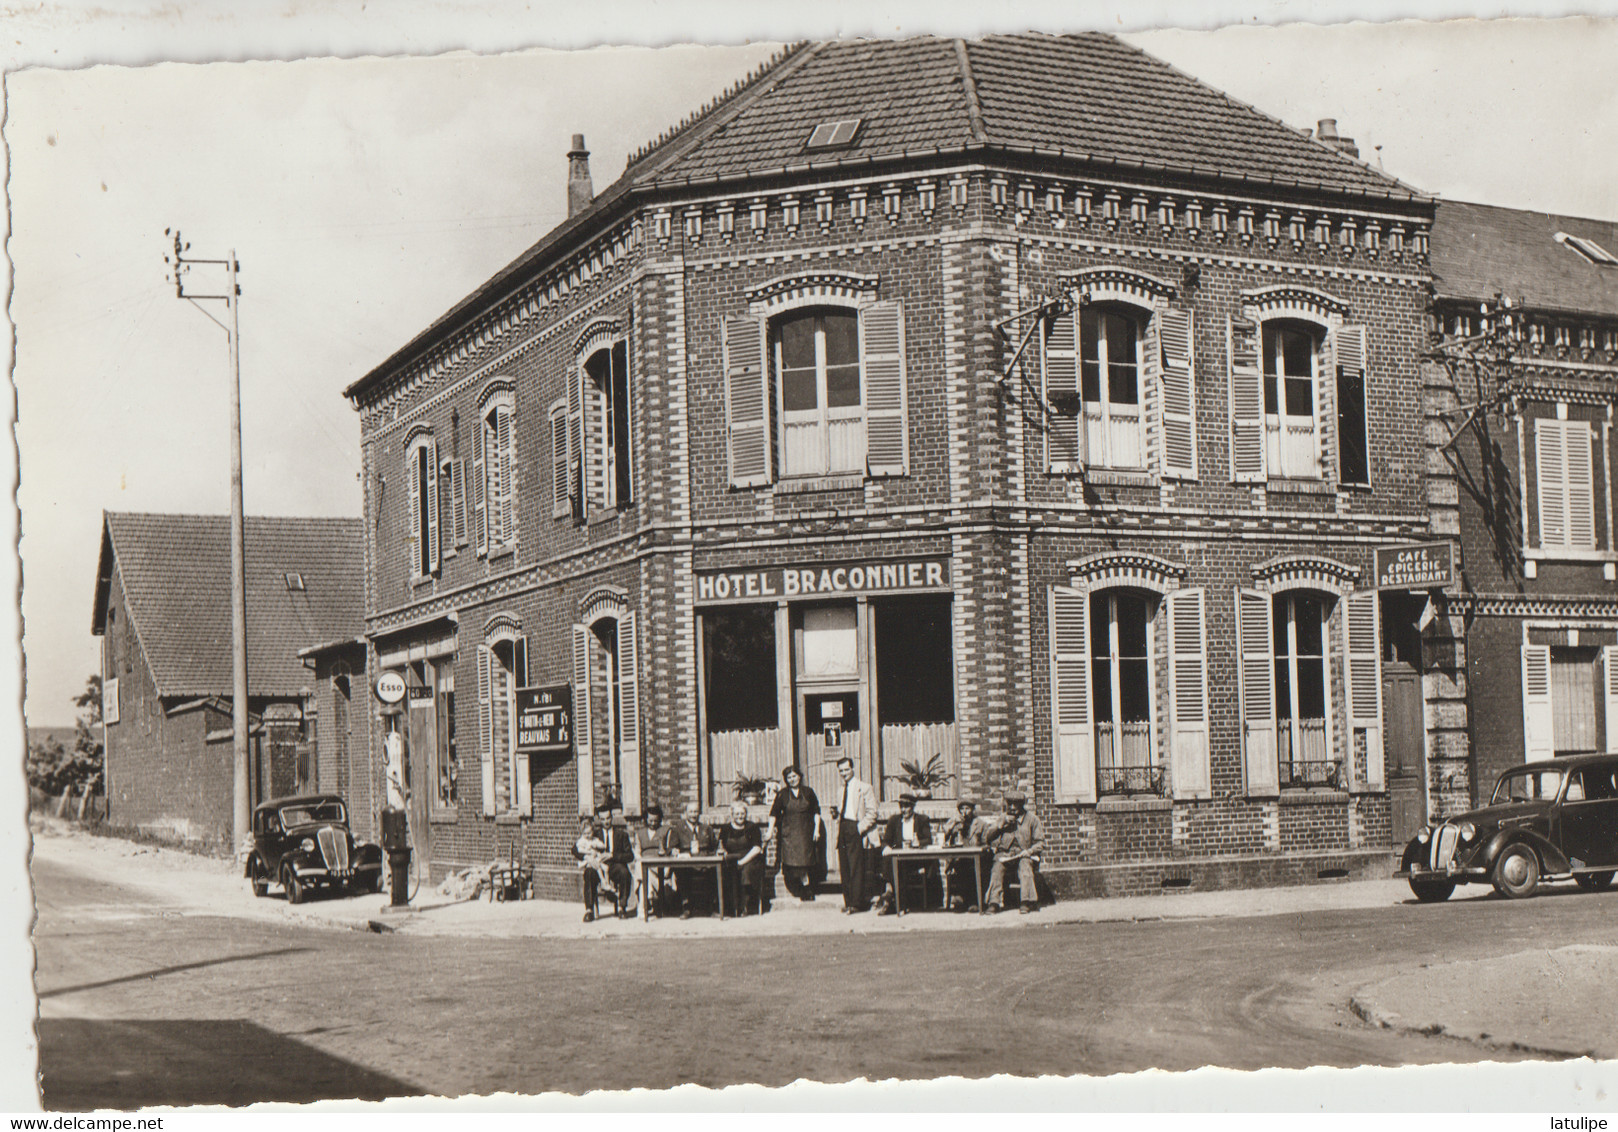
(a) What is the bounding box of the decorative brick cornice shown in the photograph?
[1449,593,1618,619]
[1250,553,1361,593]
[1065,550,1188,593]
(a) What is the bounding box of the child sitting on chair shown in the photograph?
[574,815,614,897]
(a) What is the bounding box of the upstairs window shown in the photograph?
[584,341,633,510]
[1535,418,1596,551]
[406,433,440,579]
[775,308,864,477]
[1263,321,1321,479]
[474,393,515,554]
[1080,306,1145,470]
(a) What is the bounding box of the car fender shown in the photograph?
[1478,827,1569,875]
[244,852,264,879]
[1399,838,1429,873]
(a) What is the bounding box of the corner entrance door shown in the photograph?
[1384,660,1427,845]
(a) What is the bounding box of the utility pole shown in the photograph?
[165,230,250,855]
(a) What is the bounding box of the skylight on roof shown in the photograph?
[284,572,305,592]
[805,118,863,151]
[1555,231,1618,267]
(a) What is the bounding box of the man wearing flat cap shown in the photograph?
[943,798,989,912]
[875,792,933,915]
[983,790,1044,914]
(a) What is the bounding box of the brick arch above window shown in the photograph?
[476,377,516,411]
[580,585,630,626]
[482,611,523,644]
[1249,554,1360,596]
[1060,266,1177,308]
[1064,551,1189,595]
[574,318,622,360]
[402,423,434,448]
[1240,285,1349,324]
[745,270,879,316]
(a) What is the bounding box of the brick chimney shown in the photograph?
[567,134,593,219]
[1315,118,1360,160]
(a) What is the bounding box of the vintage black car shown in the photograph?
[1400,754,1618,901]
[245,794,384,903]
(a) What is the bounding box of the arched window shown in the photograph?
[1081,305,1145,469]
[475,389,515,553]
[1089,588,1159,794]
[1271,591,1332,786]
[774,307,863,477]
[583,341,632,509]
[1263,319,1322,479]
[405,431,439,579]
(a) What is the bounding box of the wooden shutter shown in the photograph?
[1159,307,1197,479]
[617,612,642,813]
[569,364,586,520]
[1237,588,1279,795]
[1536,419,1567,548]
[1229,317,1265,483]
[449,458,468,548]
[1346,590,1384,790]
[514,636,532,817]
[617,338,635,504]
[493,405,514,545]
[1044,307,1082,473]
[1522,644,1554,761]
[1050,585,1095,804]
[1604,646,1618,753]
[1336,324,1370,486]
[473,412,488,555]
[1167,588,1210,799]
[573,624,594,814]
[862,300,909,477]
[1567,421,1596,549]
[425,443,440,574]
[407,445,422,576]
[551,407,569,518]
[477,644,495,815]
[723,316,770,487]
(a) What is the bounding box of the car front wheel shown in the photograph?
[1409,876,1455,902]
[249,858,269,898]
[1574,871,1615,892]
[1492,844,1540,899]
[282,865,306,905]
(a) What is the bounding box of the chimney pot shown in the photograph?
[1315,118,1359,159]
[567,133,593,219]
[1316,118,1339,141]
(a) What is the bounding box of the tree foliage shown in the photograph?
[27,674,104,796]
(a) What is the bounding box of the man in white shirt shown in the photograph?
[832,756,878,913]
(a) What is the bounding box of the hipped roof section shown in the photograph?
[1431,199,1618,317]
[345,33,1424,403]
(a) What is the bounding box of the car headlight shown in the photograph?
[300,837,316,853]
[1416,828,1431,844]
[1459,822,1476,842]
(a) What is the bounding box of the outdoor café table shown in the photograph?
[638,853,730,921]
[883,844,988,915]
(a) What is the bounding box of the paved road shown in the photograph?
[35,851,1616,1109]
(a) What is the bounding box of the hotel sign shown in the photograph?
[515,685,573,753]
[1375,541,1455,590]
[694,558,951,605]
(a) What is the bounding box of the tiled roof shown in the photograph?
[1431,200,1618,316]
[93,513,364,699]
[645,34,1418,200]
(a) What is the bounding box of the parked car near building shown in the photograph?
[1399,754,1618,901]
[245,793,384,903]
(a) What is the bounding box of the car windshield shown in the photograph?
[1490,768,1565,805]
[279,801,346,828]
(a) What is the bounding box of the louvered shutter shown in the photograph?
[1229,318,1265,483]
[723,316,770,487]
[1168,588,1210,799]
[1050,585,1095,804]
[618,338,635,504]
[514,636,532,817]
[862,300,909,477]
[1044,307,1082,473]
[1536,419,1567,548]
[1312,329,1331,481]
[473,412,488,555]
[550,409,569,520]
[477,645,495,816]
[407,446,422,576]
[1604,647,1618,753]
[569,365,586,520]
[1522,644,1554,761]
[617,612,642,813]
[573,624,594,814]
[1346,590,1384,790]
[449,458,468,547]
[1159,307,1197,479]
[1336,324,1370,486]
[1567,421,1596,549]
[425,443,440,574]
[1237,588,1279,795]
[493,405,514,546]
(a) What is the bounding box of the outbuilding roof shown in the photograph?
[345,33,1420,404]
[92,512,364,700]
[1431,199,1618,316]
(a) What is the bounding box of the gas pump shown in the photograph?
[381,726,411,907]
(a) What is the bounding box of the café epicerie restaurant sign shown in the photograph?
[694,557,951,605]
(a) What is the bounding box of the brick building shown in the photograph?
[90,512,363,849]
[342,34,1442,899]
[1426,201,1618,811]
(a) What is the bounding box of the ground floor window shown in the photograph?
[1523,632,1618,761]
[1274,592,1331,786]
[1090,590,1159,795]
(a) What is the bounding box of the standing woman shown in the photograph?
[765,765,822,902]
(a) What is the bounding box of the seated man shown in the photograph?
[717,801,769,914]
[942,797,989,912]
[574,813,614,922]
[596,801,637,918]
[632,803,669,916]
[876,792,934,915]
[982,790,1045,915]
[663,800,717,918]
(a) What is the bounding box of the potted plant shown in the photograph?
[887,755,954,799]
[732,775,769,805]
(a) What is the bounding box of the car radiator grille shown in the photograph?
[317,827,351,876]
[1428,823,1460,871]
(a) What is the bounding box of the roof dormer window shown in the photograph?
[1555,231,1618,266]
[805,118,862,151]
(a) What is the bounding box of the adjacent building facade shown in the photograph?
[342,34,1448,899]
[1427,201,1618,810]
[90,512,364,848]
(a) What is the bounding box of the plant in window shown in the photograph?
[731,774,771,804]
[887,754,955,799]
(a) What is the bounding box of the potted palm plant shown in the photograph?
[887,755,954,799]
[732,775,770,805]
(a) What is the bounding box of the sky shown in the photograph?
[11,13,1618,728]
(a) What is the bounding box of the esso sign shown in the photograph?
[374,671,407,705]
